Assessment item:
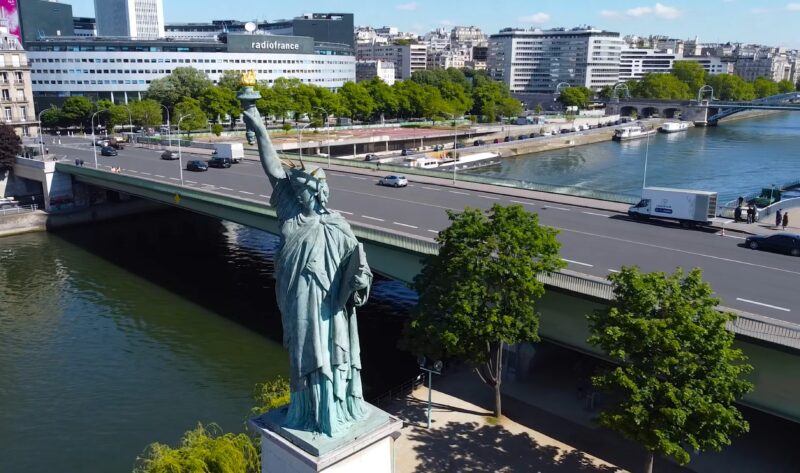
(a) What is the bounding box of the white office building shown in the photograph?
[94,0,165,39]
[355,60,395,85]
[619,48,732,80]
[488,27,623,94]
[357,42,426,80]
[26,34,355,103]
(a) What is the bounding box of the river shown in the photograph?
[467,112,800,203]
[0,211,418,472]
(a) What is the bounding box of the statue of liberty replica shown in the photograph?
[238,71,376,442]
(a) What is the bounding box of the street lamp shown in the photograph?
[315,106,331,168]
[121,104,133,135]
[447,113,459,184]
[297,122,312,162]
[90,109,108,168]
[417,356,443,429]
[37,105,54,160]
[176,114,192,186]
[159,103,171,148]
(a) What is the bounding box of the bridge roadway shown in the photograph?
[45,137,800,323]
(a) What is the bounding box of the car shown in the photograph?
[432,144,444,151]
[455,143,466,148]
[504,136,514,142]
[744,233,800,256]
[94,139,109,147]
[518,134,528,140]
[100,146,118,156]
[378,175,408,187]
[208,156,232,168]
[493,138,501,144]
[401,149,410,156]
[186,160,208,172]
[473,139,486,146]
[529,133,537,139]
[160,150,179,160]
[364,153,379,161]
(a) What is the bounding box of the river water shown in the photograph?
[468,112,800,203]
[0,212,417,472]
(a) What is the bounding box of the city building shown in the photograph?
[26,34,354,105]
[487,26,623,94]
[451,26,487,45]
[734,52,792,82]
[0,22,37,137]
[355,60,395,85]
[165,13,353,47]
[73,17,97,37]
[356,42,426,80]
[619,48,731,81]
[18,0,74,46]
[94,0,165,39]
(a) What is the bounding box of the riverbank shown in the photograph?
[0,210,47,237]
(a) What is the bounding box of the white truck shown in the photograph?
[628,187,718,228]
[212,143,244,163]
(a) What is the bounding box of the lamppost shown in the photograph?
[297,122,312,162]
[122,104,133,135]
[447,113,459,184]
[159,103,171,148]
[417,356,443,429]
[315,106,331,168]
[176,114,191,186]
[90,109,107,168]
[37,105,54,159]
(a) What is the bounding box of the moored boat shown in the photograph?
[659,121,690,133]
[613,125,657,141]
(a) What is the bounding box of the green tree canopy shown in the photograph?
[0,124,21,170]
[588,267,753,473]
[61,96,94,129]
[671,61,707,94]
[337,81,375,121]
[174,98,208,135]
[256,80,294,123]
[777,79,797,94]
[404,204,565,418]
[145,67,213,111]
[40,107,64,128]
[558,86,592,108]
[129,99,164,129]
[200,86,241,126]
[217,70,245,91]
[363,77,398,120]
[706,74,756,101]
[634,73,692,100]
[752,76,780,98]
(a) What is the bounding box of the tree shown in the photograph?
[404,204,565,418]
[671,61,707,94]
[634,73,692,100]
[588,267,753,473]
[251,376,290,416]
[0,124,21,170]
[217,70,244,91]
[752,77,779,98]
[534,103,543,114]
[777,79,796,94]
[61,96,94,129]
[707,74,756,101]
[129,99,164,129]
[337,81,375,121]
[174,98,208,136]
[145,67,213,111]
[200,86,241,127]
[363,76,398,120]
[256,81,294,124]
[40,107,64,128]
[558,86,592,109]
[597,85,614,100]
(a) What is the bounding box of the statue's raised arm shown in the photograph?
[241,107,285,186]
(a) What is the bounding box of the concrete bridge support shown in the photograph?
[11,158,74,211]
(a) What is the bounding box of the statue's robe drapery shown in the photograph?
[271,177,371,436]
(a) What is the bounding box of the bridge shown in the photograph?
[606,91,800,125]
[12,138,800,424]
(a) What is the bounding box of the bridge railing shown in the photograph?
[0,204,38,217]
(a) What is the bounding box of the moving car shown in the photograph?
[160,150,179,160]
[186,160,208,172]
[744,233,800,256]
[94,139,109,147]
[208,156,232,168]
[474,139,486,146]
[100,146,118,156]
[378,175,408,187]
[364,153,379,161]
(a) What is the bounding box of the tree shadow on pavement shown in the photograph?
[392,396,489,429]
[407,420,621,473]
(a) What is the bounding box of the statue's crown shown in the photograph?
[240,70,257,87]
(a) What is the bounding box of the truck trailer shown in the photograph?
[628,187,718,228]
[212,143,244,163]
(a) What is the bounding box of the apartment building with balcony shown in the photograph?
[0,23,37,137]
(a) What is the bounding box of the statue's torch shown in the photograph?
[237,70,261,145]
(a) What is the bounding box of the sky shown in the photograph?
[64,0,800,48]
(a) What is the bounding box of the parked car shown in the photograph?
[455,143,466,148]
[529,133,538,138]
[94,139,109,147]
[186,160,208,172]
[364,153,379,161]
[504,136,513,142]
[432,144,444,151]
[0,200,20,210]
[208,156,232,168]
[473,139,486,146]
[401,149,410,156]
[160,150,179,160]
[493,138,500,144]
[108,137,125,149]
[744,233,800,256]
[100,146,118,156]
[378,175,408,187]
[518,134,528,140]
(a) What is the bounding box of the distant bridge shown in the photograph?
[606,91,800,125]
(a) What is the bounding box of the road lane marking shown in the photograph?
[169,177,179,181]
[331,209,353,215]
[563,258,594,268]
[510,199,532,205]
[428,229,440,234]
[608,269,620,273]
[219,187,234,191]
[140,172,151,175]
[449,191,469,195]
[128,170,138,173]
[478,195,500,200]
[582,211,609,217]
[155,174,165,178]
[736,298,791,312]
[239,191,255,195]
[421,186,442,191]
[720,234,746,240]
[544,205,572,211]
[560,227,800,276]
[362,215,384,222]
[186,180,196,184]
[259,194,271,199]
[349,176,367,180]
[394,222,418,229]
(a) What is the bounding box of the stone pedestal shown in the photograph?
[250,404,403,473]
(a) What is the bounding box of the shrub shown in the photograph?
[211,124,224,136]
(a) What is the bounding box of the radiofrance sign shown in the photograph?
[227,34,314,55]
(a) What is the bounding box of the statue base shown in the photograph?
[249,404,403,473]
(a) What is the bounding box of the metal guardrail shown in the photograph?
[0,204,38,216]
[369,374,425,408]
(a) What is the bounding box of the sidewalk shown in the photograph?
[721,208,800,236]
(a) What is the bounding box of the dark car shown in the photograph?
[518,134,528,140]
[186,160,208,172]
[744,233,800,256]
[364,153,379,161]
[504,136,513,142]
[455,143,466,149]
[208,156,232,168]
[160,150,179,160]
[100,146,118,156]
[401,149,410,156]
[493,138,500,144]
[473,139,486,146]
[529,133,537,138]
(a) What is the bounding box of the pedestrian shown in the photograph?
[783,212,789,230]
[776,209,783,229]
[75,158,80,166]
[734,206,742,222]
[44,147,49,155]
[79,159,84,167]
[746,204,755,224]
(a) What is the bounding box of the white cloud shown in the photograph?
[787,3,800,11]
[518,12,551,24]
[626,3,681,19]
[600,10,622,17]
[396,2,418,11]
